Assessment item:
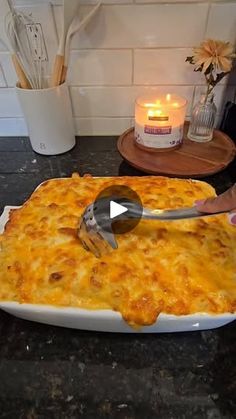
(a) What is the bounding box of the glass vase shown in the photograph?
[187,92,217,142]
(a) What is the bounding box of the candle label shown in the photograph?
[144,125,172,135]
[135,122,184,149]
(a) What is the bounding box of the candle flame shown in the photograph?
[148,110,154,117]
[144,100,162,108]
[166,94,171,101]
[173,102,179,107]
[144,103,157,107]
[147,109,162,117]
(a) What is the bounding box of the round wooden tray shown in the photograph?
[117,122,236,178]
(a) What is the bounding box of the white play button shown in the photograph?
[92,185,143,234]
[110,200,128,219]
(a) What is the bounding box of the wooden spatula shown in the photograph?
[60,2,101,84]
[51,0,80,87]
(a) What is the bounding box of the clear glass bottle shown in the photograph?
[187,92,217,142]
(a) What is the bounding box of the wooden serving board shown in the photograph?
[117,122,236,178]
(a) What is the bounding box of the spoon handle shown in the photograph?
[141,206,227,220]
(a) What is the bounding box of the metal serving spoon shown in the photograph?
[78,196,226,258]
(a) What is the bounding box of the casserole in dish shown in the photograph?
[0,176,235,332]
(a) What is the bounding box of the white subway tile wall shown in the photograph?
[0,0,235,136]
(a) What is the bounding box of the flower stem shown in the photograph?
[204,74,214,104]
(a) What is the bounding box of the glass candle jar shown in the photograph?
[135,93,187,151]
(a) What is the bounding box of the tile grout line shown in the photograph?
[131,49,134,85]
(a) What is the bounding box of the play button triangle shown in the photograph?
[110,200,128,219]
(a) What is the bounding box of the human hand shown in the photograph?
[195,184,236,225]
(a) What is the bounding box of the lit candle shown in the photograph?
[135,93,187,151]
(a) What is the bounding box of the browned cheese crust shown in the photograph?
[0,175,236,327]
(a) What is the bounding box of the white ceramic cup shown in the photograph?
[16,83,76,155]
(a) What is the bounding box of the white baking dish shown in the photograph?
[0,204,235,333]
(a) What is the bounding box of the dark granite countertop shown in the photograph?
[0,136,235,419]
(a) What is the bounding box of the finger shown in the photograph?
[228,209,236,225]
[195,197,223,213]
[196,185,236,213]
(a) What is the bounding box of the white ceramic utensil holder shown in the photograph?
[16,83,75,155]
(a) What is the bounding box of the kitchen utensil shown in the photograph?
[78,197,227,258]
[60,1,101,84]
[12,13,44,90]
[4,1,47,89]
[0,0,31,89]
[6,11,35,89]
[51,0,80,87]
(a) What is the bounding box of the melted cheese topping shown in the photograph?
[0,175,236,328]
